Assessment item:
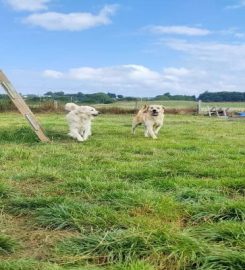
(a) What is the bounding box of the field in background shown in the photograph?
[0,113,244,270]
[95,100,197,109]
[95,100,245,112]
[1,99,245,114]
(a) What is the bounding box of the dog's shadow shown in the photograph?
[0,127,69,144]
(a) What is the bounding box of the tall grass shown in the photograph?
[57,228,245,269]
[190,221,245,249]
[0,234,16,254]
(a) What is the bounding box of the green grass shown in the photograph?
[0,234,16,254]
[0,112,244,269]
[0,181,10,198]
[190,221,245,249]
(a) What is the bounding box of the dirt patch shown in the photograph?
[0,212,79,261]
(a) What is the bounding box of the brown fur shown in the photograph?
[132,104,165,139]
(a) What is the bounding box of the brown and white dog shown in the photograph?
[132,104,164,139]
[65,103,100,142]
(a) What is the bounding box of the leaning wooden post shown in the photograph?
[0,70,50,142]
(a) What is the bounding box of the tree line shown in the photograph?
[198,91,245,102]
[0,91,244,103]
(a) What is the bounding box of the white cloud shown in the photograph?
[160,39,245,92]
[219,28,245,39]
[11,61,245,96]
[43,65,162,86]
[41,65,209,96]
[5,0,50,11]
[225,0,245,9]
[24,4,118,31]
[43,69,63,78]
[165,39,245,69]
[147,25,211,36]
[163,67,191,77]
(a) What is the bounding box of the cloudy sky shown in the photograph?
[1,0,245,96]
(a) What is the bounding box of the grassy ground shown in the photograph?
[0,112,244,270]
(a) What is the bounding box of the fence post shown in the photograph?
[197,100,202,114]
[134,100,138,110]
[53,100,58,110]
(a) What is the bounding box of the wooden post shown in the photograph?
[207,106,211,117]
[134,100,138,110]
[53,100,58,110]
[197,100,202,114]
[0,70,50,142]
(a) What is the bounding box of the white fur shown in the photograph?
[65,102,79,111]
[65,103,99,142]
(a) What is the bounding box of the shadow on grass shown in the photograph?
[0,127,69,143]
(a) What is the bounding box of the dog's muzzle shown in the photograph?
[152,110,159,116]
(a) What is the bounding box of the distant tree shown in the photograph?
[107,92,117,98]
[0,94,9,99]
[198,91,245,102]
[117,94,124,99]
[44,91,53,96]
[81,92,114,104]
[120,96,137,101]
[154,94,170,100]
[53,91,65,97]
[153,93,196,101]
[77,92,84,97]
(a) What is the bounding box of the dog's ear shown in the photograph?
[161,106,165,113]
[65,103,78,111]
[142,104,149,112]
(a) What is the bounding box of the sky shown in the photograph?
[0,0,245,97]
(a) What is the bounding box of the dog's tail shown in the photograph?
[64,103,79,111]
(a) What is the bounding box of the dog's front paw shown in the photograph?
[77,137,84,142]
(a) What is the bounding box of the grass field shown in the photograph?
[0,112,245,270]
[1,99,245,114]
[95,100,245,111]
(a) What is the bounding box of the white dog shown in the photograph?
[65,103,99,142]
[132,104,164,139]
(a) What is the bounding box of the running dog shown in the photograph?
[132,104,164,139]
[65,103,99,142]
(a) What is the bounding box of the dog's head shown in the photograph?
[143,104,164,116]
[77,106,100,117]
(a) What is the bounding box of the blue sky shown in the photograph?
[1,0,245,97]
